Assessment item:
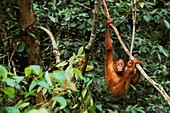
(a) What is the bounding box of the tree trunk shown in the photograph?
[17,0,41,65]
[17,0,43,105]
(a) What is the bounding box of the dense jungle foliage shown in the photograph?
[0,0,170,113]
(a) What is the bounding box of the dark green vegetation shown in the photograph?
[0,0,170,113]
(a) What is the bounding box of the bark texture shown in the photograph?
[17,0,41,65]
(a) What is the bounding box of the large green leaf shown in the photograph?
[65,66,73,81]
[37,81,50,89]
[6,78,16,87]
[12,76,25,83]
[29,80,38,92]
[53,96,67,109]
[45,71,52,86]
[1,87,15,98]
[24,67,32,77]
[28,108,49,113]
[25,65,42,77]
[0,65,8,80]
[29,80,50,92]
[30,65,42,77]
[51,70,66,84]
[5,106,20,113]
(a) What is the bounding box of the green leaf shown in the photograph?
[138,2,144,8]
[21,90,37,98]
[73,68,85,81]
[30,65,42,76]
[33,4,38,9]
[49,16,56,23]
[37,81,50,89]
[90,97,93,106]
[18,102,30,109]
[164,20,170,29]
[107,109,116,113]
[82,89,87,98]
[18,41,25,52]
[56,61,68,67]
[77,46,84,56]
[70,22,77,27]
[25,65,42,77]
[132,109,137,113]
[42,88,48,95]
[86,79,93,87]
[24,67,32,77]
[8,72,17,76]
[143,15,150,22]
[69,53,76,64]
[51,70,66,84]
[151,9,158,14]
[5,106,20,113]
[53,96,67,109]
[160,47,169,57]
[157,52,161,61]
[45,71,52,86]
[29,80,38,92]
[28,108,49,113]
[6,79,16,87]
[95,103,103,112]
[72,104,78,109]
[136,108,145,113]
[13,76,24,83]
[86,65,94,71]
[28,32,38,39]
[126,105,132,112]
[65,66,73,81]
[0,65,8,80]
[1,87,15,98]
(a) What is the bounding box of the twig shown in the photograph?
[81,0,99,75]
[102,0,170,106]
[130,0,136,55]
[85,0,99,50]
[9,49,16,63]
[37,26,60,66]
[77,2,91,10]
[11,60,16,75]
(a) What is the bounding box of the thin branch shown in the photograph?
[130,0,137,55]
[11,60,16,75]
[37,26,60,65]
[102,0,170,106]
[81,0,99,75]
[85,0,99,50]
[77,2,91,10]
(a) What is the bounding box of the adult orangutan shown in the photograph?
[105,18,143,98]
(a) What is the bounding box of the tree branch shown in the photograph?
[130,0,137,55]
[102,0,170,106]
[81,0,99,75]
[37,26,61,66]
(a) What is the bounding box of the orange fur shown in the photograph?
[105,18,143,98]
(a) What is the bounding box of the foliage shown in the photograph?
[0,0,170,112]
[0,56,93,112]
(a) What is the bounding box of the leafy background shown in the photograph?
[0,0,170,113]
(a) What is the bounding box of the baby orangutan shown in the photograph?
[105,18,143,98]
